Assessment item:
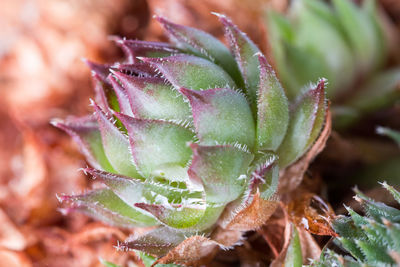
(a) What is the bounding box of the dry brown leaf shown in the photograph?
[297,228,321,263]
[288,193,337,237]
[278,109,332,194]
[210,227,244,248]
[154,236,219,266]
[258,205,287,259]
[269,218,292,267]
[225,192,279,231]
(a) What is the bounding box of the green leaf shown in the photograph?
[386,222,400,252]
[355,189,400,223]
[356,239,395,265]
[135,202,206,229]
[381,182,400,204]
[112,71,192,122]
[277,79,326,167]
[362,0,387,68]
[336,237,365,263]
[256,53,289,151]
[140,55,236,90]
[188,144,253,204]
[332,216,366,241]
[85,168,145,205]
[59,189,158,228]
[93,103,141,178]
[117,113,194,180]
[284,225,302,267]
[187,204,225,232]
[258,162,279,200]
[180,87,255,149]
[85,168,202,206]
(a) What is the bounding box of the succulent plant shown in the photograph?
[52,14,328,265]
[280,183,400,267]
[316,182,400,266]
[267,0,400,128]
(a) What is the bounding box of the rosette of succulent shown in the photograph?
[52,14,329,265]
[267,0,400,128]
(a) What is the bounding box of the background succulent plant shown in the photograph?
[52,14,328,264]
[266,0,400,128]
[314,182,400,266]
[277,183,400,267]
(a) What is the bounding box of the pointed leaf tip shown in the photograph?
[61,189,158,228]
[83,167,147,206]
[119,39,180,61]
[218,14,261,108]
[51,115,114,171]
[83,59,110,81]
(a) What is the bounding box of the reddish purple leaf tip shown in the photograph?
[257,53,274,74]
[56,193,74,203]
[154,14,168,25]
[82,59,110,81]
[134,203,164,217]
